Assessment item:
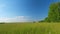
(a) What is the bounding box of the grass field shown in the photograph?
[0,23,60,34]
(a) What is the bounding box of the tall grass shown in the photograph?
[0,23,60,34]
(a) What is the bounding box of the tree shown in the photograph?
[45,2,60,22]
[44,17,50,22]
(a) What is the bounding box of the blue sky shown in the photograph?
[0,0,58,22]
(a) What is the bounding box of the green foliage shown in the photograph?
[48,2,58,22]
[38,20,45,23]
[45,2,60,22]
[44,17,51,22]
[33,21,36,23]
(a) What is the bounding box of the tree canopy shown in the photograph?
[45,2,60,22]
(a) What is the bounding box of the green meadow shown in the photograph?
[0,23,60,34]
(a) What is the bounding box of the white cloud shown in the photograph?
[0,16,33,22]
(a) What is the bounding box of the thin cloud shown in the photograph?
[0,16,33,22]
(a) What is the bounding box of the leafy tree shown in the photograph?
[44,17,49,22]
[45,2,60,22]
[38,2,60,22]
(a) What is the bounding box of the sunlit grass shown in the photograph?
[0,23,60,34]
